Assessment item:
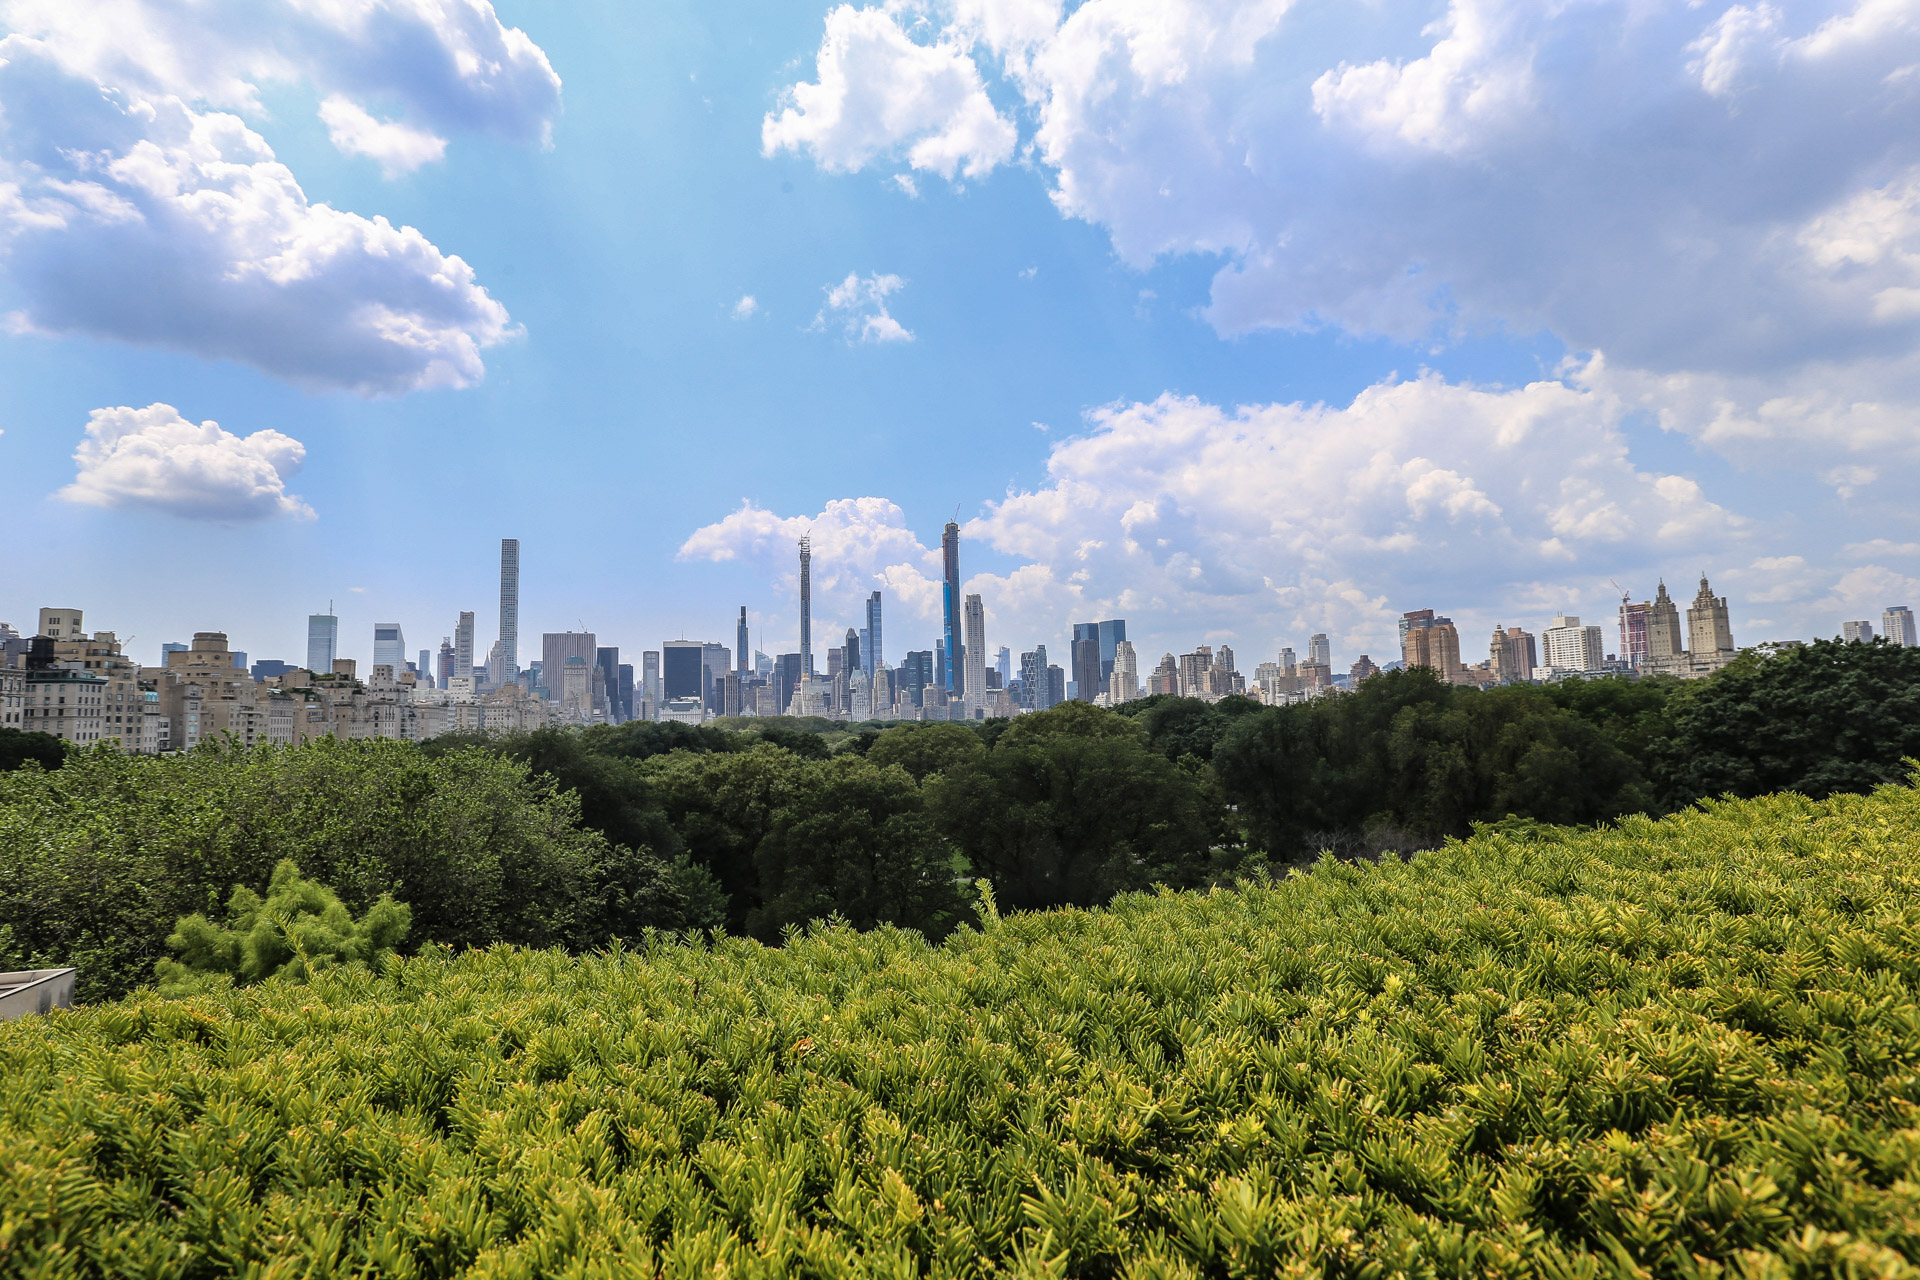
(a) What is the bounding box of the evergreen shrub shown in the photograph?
[7,780,1920,1277]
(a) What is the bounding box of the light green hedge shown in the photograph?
[6,782,1920,1278]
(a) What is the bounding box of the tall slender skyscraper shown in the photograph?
[373,623,405,674]
[942,521,961,695]
[799,536,814,675]
[306,610,338,675]
[963,593,987,711]
[737,607,750,673]
[498,538,520,678]
[865,590,883,679]
[453,611,476,680]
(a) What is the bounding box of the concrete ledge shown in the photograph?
[0,968,76,1021]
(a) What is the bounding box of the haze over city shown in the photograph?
[1,0,1916,670]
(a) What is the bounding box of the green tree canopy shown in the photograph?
[0,727,64,773]
[154,860,410,997]
[863,721,988,781]
[928,703,1212,910]
[751,755,969,940]
[1654,638,1920,805]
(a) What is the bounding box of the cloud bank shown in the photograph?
[672,369,1920,664]
[772,0,1920,483]
[58,402,314,521]
[0,0,561,393]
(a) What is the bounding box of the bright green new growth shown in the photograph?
[153,859,410,997]
[8,781,1920,1278]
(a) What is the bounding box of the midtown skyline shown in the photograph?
[0,2,1914,664]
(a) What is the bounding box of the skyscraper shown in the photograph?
[642,650,661,715]
[843,627,860,679]
[963,593,987,710]
[542,631,598,703]
[1842,620,1875,643]
[1618,593,1650,667]
[1541,616,1605,673]
[1884,605,1917,647]
[1685,574,1734,671]
[1646,581,1684,673]
[798,536,814,675]
[454,611,476,680]
[1071,626,1101,701]
[498,538,520,679]
[1097,620,1126,690]
[306,611,338,675]
[663,640,704,701]
[417,648,432,682]
[996,646,1011,687]
[737,607,750,674]
[1308,633,1331,669]
[373,623,405,674]
[865,590,883,678]
[436,638,454,690]
[942,520,961,696]
[1110,641,1139,704]
[597,646,622,720]
[1019,646,1051,710]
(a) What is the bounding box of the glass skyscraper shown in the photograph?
[305,612,337,674]
[941,521,960,695]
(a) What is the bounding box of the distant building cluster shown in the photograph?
[5,537,1914,753]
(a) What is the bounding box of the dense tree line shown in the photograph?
[4,637,1917,1000]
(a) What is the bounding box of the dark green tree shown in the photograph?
[864,721,989,781]
[1654,638,1920,805]
[0,727,64,772]
[928,703,1212,910]
[751,756,969,940]
[643,743,808,932]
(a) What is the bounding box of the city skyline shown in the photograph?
[0,4,1913,692]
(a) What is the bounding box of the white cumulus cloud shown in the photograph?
[814,271,914,342]
[763,4,1016,180]
[318,95,448,177]
[57,403,314,521]
[0,0,560,393]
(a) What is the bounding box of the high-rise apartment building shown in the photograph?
[618,663,634,723]
[1884,606,1918,647]
[1095,620,1127,690]
[1149,653,1179,696]
[1685,575,1735,671]
[1842,620,1876,643]
[773,652,804,714]
[865,591,883,678]
[963,594,987,711]
[306,611,338,674]
[1110,640,1139,704]
[1401,611,1465,683]
[453,611,476,680]
[1645,582,1684,673]
[942,521,961,696]
[1308,634,1330,670]
[798,536,814,676]
[1019,646,1052,711]
[417,649,432,681]
[37,608,84,640]
[498,538,519,679]
[1489,626,1537,683]
[1278,646,1296,673]
[1618,596,1650,667]
[1541,615,1605,674]
[901,650,933,708]
[436,639,454,690]
[737,607,750,674]
[373,623,406,674]
[843,627,860,680]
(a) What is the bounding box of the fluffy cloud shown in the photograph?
[813,272,914,342]
[0,0,559,392]
[318,96,447,177]
[57,402,314,520]
[763,4,1015,179]
[776,0,1920,471]
[681,369,1801,662]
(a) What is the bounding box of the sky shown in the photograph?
[2,0,1918,676]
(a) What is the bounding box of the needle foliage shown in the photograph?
[6,779,1920,1278]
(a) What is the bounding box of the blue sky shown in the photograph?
[1,0,1917,675]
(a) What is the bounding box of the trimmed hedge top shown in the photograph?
[6,782,1920,1279]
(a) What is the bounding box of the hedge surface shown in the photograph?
[6,782,1920,1279]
